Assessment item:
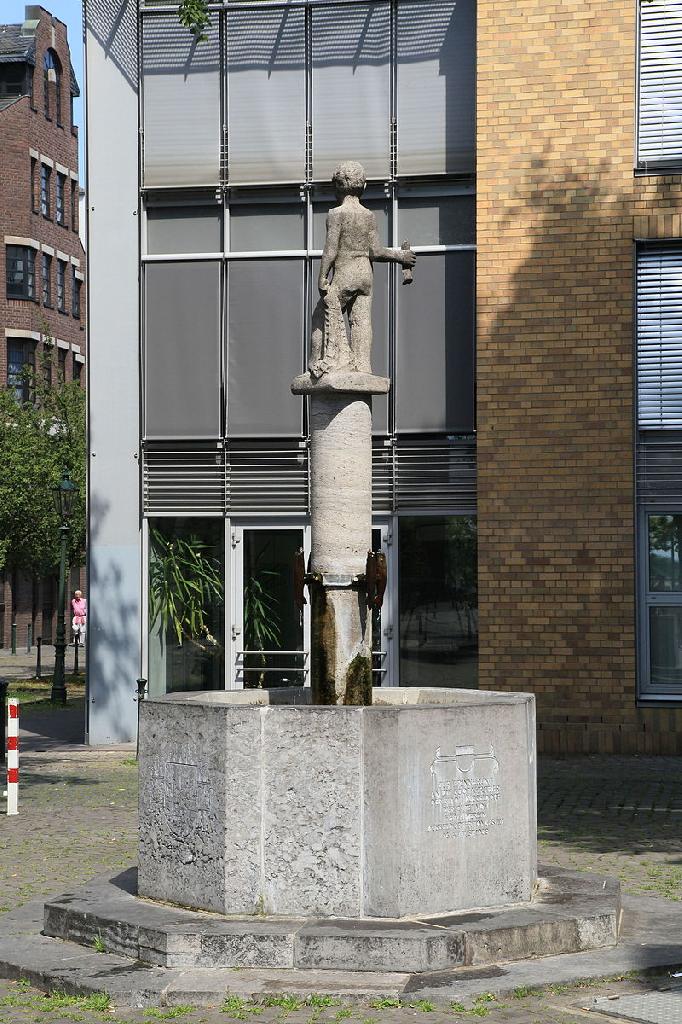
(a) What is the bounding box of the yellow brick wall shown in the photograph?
[477,0,682,753]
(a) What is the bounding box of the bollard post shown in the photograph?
[11,623,16,656]
[6,698,19,815]
[74,634,79,675]
[0,681,7,767]
[35,637,42,680]
[27,624,32,654]
[135,678,147,760]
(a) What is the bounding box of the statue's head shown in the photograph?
[332,161,366,198]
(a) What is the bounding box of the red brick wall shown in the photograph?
[0,8,86,649]
[0,8,86,388]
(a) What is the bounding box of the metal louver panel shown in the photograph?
[143,444,225,515]
[372,443,394,512]
[227,442,309,515]
[143,439,477,515]
[638,0,682,167]
[394,439,476,511]
[637,432,682,507]
[637,247,682,428]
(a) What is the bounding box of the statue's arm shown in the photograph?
[369,215,416,267]
[319,212,341,293]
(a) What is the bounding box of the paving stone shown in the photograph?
[593,989,682,1024]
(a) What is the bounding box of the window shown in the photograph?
[0,62,27,100]
[56,173,65,225]
[639,512,682,697]
[637,245,682,698]
[398,516,478,688]
[141,1,475,185]
[312,3,391,181]
[7,339,35,402]
[142,16,221,187]
[226,6,306,184]
[72,268,81,318]
[73,359,83,386]
[148,519,225,697]
[146,205,221,254]
[397,0,475,175]
[43,346,53,388]
[41,164,51,218]
[56,260,66,312]
[42,253,52,307]
[30,157,37,212]
[638,0,682,169]
[6,246,36,300]
[144,262,221,437]
[227,260,304,435]
[637,246,682,428]
[70,180,78,231]
[43,50,62,123]
[58,346,67,381]
[396,251,475,433]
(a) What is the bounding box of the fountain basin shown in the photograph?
[138,688,536,920]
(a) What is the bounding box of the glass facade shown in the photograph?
[139,0,478,695]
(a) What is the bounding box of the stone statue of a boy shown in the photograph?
[309,160,416,379]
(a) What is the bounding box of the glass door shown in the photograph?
[372,523,394,687]
[230,523,309,688]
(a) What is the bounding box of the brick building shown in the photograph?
[0,5,86,649]
[84,0,682,751]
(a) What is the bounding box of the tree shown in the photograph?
[0,352,86,576]
[178,0,212,41]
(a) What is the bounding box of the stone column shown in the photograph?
[292,371,389,704]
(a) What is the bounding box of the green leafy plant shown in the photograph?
[0,338,85,576]
[149,525,224,655]
[178,0,211,41]
[243,570,281,687]
[144,1007,195,1020]
[92,932,105,953]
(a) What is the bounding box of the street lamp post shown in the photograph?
[51,471,76,705]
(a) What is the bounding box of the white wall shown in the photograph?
[84,0,141,743]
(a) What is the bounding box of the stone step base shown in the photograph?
[43,866,620,975]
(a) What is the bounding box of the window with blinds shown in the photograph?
[397,0,475,176]
[227,7,306,185]
[142,15,221,187]
[637,247,682,428]
[311,3,391,181]
[638,0,682,168]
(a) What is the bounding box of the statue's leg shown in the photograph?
[326,286,352,370]
[308,297,327,377]
[348,292,373,373]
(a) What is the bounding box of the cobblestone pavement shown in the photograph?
[537,756,682,901]
[1,728,682,1023]
[0,752,138,913]
[0,644,86,682]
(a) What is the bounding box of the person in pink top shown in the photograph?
[71,590,87,640]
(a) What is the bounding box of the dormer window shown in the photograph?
[0,62,27,100]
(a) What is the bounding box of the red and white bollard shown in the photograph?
[6,699,18,815]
